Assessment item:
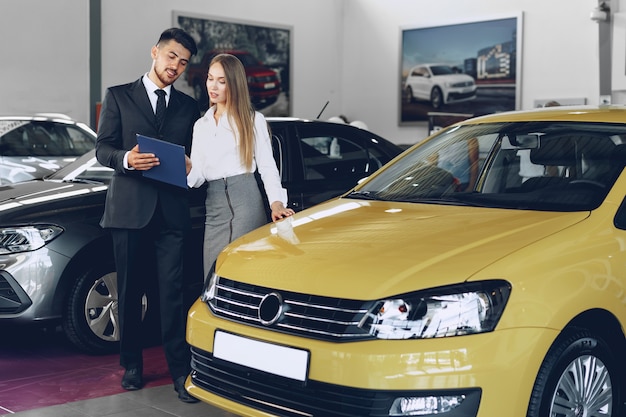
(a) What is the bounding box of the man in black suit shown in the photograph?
[96,28,201,403]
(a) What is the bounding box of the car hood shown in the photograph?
[244,65,277,77]
[0,179,105,217]
[218,198,590,299]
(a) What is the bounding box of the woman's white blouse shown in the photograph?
[187,107,287,206]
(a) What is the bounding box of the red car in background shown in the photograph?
[186,49,281,110]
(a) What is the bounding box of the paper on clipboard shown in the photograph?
[136,134,188,189]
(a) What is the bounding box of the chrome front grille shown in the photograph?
[208,277,373,341]
[451,81,474,88]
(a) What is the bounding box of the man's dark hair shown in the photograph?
[157,27,198,56]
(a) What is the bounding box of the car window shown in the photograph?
[355,122,626,212]
[301,136,372,180]
[236,53,261,67]
[62,125,96,154]
[0,121,94,157]
[414,67,428,77]
[0,122,29,155]
[430,65,454,76]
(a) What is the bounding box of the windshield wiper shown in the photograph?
[411,197,489,207]
[346,190,386,201]
[62,178,103,185]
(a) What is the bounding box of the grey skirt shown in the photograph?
[203,173,267,279]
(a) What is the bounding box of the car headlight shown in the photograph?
[0,225,63,254]
[201,272,218,302]
[358,280,510,339]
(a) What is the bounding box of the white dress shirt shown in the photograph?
[187,107,287,206]
[124,75,172,169]
[143,74,172,111]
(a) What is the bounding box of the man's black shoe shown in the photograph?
[174,376,200,403]
[121,367,143,391]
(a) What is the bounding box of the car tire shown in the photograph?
[430,87,443,109]
[62,263,147,355]
[527,328,621,417]
[404,86,414,104]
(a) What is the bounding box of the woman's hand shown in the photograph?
[185,155,192,175]
[270,201,295,222]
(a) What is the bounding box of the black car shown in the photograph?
[267,117,403,210]
[0,118,402,354]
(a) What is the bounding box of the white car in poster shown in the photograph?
[403,63,477,109]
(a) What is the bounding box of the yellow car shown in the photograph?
[186,106,626,417]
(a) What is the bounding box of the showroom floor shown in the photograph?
[0,326,236,417]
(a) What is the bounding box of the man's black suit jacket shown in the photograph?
[96,78,201,230]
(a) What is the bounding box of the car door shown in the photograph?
[267,121,298,213]
[412,66,432,100]
[288,122,389,211]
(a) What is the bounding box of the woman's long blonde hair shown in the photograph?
[209,53,255,171]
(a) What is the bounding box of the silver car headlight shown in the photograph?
[359,280,510,339]
[0,225,63,254]
[201,272,218,302]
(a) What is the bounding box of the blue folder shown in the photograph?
[136,134,188,189]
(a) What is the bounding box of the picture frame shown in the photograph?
[612,13,626,91]
[399,13,523,125]
[532,98,587,108]
[173,11,292,116]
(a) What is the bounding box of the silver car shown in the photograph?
[0,118,402,354]
[0,113,96,185]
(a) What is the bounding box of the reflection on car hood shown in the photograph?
[217,198,589,299]
[0,156,78,185]
[0,179,106,214]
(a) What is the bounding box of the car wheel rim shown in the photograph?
[83,273,149,342]
[84,272,119,342]
[404,87,412,103]
[431,89,442,108]
[549,354,612,417]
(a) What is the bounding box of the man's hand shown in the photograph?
[128,144,159,170]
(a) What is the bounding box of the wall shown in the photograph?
[0,0,90,120]
[0,0,610,146]
[100,0,345,122]
[342,0,602,144]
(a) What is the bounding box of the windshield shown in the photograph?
[430,65,455,76]
[351,121,626,211]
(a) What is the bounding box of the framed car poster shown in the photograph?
[399,13,523,125]
[173,11,292,117]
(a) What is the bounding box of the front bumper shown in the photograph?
[446,89,476,103]
[0,247,69,322]
[186,298,558,417]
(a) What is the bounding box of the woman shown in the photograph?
[188,53,294,279]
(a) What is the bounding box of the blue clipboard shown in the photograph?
[136,134,188,189]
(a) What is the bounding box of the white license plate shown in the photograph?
[264,82,276,89]
[213,331,309,381]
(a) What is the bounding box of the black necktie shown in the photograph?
[155,89,166,132]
